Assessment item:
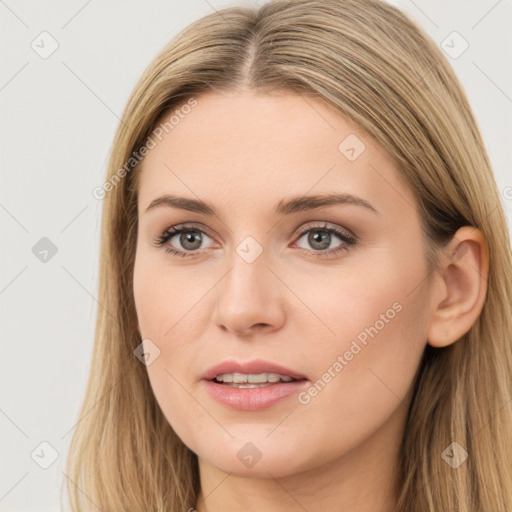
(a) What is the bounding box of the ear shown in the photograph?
[427,226,489,348]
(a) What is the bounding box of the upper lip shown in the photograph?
[202,359,308,381]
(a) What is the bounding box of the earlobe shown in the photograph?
[427,226,489,348]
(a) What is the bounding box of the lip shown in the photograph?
[202,359,308,381]
[201,359,309,411]
[204,380,309,411]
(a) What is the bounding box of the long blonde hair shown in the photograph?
[64,1,512,510]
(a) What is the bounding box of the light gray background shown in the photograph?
[1,1,511,510]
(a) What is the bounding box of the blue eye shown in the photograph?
[153,222,356,258]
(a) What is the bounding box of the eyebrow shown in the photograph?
[144,193,379,217]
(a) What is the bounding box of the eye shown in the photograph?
[153,224,215,258]
[293,222,356,258]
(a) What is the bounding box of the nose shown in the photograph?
[212,244,286,337]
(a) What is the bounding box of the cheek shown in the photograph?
[296,301,426,465]
[133,250,160,334]
[133,248,206,338]
[290,250,429,450]
[133,251,215,440]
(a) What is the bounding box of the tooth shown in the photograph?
[267,373,280,383]
[215,375,224,382]
[232,373,248,383]
[221,373,233,383]
[248,373,268,383]
[280,375,293,382]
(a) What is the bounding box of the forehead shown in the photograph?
[137,91,414,218]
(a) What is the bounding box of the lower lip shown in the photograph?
[203,379,309,411]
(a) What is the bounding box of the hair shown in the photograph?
[63,0,512,510]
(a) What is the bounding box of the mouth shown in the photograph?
[201,360,309,410]
[202,359,308,383]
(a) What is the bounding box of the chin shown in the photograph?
[194,435,317,479]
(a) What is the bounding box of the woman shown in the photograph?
[64,0,512,510]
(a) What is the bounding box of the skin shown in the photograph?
[133,90,489,512]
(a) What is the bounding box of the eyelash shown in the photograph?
[153,222,357,259]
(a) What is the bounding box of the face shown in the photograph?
[133,90,431,479]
